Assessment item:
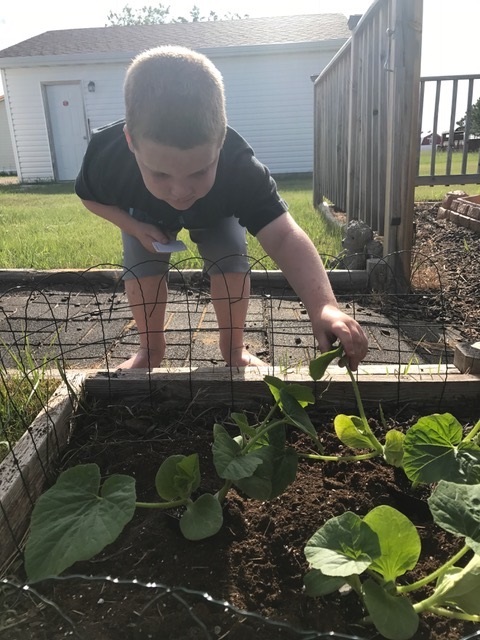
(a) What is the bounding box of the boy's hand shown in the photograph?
[311,304,368,372]
[133,221,172,253]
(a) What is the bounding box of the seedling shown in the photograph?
[304,480,480,640]
[23,362,327,582]
[308,346,480,484]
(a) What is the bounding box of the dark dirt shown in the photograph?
[3,398,480,640]
[2,202,480,640]
[411,202,480,342]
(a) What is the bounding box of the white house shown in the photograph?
[0,96,16,173]
[0,14,350,182]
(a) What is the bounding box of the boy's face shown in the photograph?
[124,127,220,210]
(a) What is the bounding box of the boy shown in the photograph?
[75,46,368,370]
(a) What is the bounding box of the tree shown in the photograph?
[456,96,480,137]
[106,4,247,26]
[106,4,171,25]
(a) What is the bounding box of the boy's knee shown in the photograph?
[190,217,250,275]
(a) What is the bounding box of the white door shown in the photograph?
[44,83,88,181]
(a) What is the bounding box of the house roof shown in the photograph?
[0,14,350,59]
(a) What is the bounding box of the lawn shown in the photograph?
[2,165,479,271]
[415,149,480,200]
[0,177,342,270]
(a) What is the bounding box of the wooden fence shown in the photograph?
[313,0,423,288]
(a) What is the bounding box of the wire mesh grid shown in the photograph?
[0,252,468,374]
[0,253,479,640]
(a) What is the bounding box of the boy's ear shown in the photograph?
[123,124,135,152]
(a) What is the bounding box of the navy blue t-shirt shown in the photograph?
[75,121,288,236]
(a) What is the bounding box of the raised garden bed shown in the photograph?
[2,359,480,640]
[0,374,84,572]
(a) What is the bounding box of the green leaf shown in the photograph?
[457,441,480,483]
[428,481,480,553]
[304,569,346,597]
[279,388,319,444]
[25,464,136,582]
[235,432,298,500]
[402,413,480,484]
[155,454,200,500]
[230,412,256,437]
[283,384,315,407]
[383,429,405,467]
[363,505,421,582]
[309,345,344,381]
[179,494,223,540]
[212,423,263,480]
[264,376,315,409]
[362,578,419,640]
[304,512,380,577]
[263,375,286,403]
[434,555,480,614]
[334,414,375,450]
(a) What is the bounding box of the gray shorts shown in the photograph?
[122,213,250,281]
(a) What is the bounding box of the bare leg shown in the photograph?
[210,272,266,367]
[118,274,168,369]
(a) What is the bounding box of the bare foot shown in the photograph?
[116,347,164,370]
[226,347,267,368]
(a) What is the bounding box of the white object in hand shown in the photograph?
[152,240,187,253]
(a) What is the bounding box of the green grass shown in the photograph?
[0,178,342,270]
[415,150,480,201]
[0,344,58,464]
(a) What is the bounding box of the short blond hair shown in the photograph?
[124,46,227,149]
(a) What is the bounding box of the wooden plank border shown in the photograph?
[84,365,480,412]
[0,373,84,574]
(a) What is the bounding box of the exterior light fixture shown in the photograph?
[87,81,96,93]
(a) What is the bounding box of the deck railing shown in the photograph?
[418,74,480,186]
[313,0,423,288]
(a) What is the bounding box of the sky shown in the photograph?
[1,0,479,129]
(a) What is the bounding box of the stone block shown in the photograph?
[450,200,459,212]
[366,258,388,292]
[456,213,472,229]
[457,203,469,215]
[437,207,448,219]
[469,205,480,220]
[469,218,480,233]
[441,194,455,209]
[443,190,468,208]
[454,342,480,374]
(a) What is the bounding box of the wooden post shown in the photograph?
[383,0,423,291]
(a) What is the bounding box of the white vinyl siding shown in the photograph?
[213,49,336,173]
[3,64,127,181]
[2,45,341,181]
[0,98,17,173]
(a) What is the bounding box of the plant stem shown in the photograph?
[215,480,232,503]
[346,366,383,453]
[427,606,480,622]
[243,418,286,453]
[347,574,363,596]
[397,545,470,594]
[135,498,188,509]
[463,418,480,443]
[299,451,380,462]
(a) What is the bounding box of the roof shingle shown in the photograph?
[0,14,350,59]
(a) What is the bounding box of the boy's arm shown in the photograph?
[256,212,368,370]
[80,199,170,252]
